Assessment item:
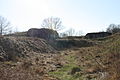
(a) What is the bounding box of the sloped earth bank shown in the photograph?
[49,33,120,80]
[0,33,120,80]
[0,36,54,61]
[1,45,106,80]
[48,47,106,80]
[0,36,62,80]
[0,53,64,80]
[48,47,113,80]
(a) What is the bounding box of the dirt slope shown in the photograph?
[0,33,120,80]
[49,33,120,80]
[0,36,54,61]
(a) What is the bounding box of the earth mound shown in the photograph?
[0,36,54,61]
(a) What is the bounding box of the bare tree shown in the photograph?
[59,33,68,37]
[0,16,11,35]
[41,17,64,31]
[76,30,83,36]
[66,28,75,36]
[106,24,120,34]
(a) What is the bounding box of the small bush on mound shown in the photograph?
[70,67,81,75]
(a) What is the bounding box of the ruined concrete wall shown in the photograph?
[85,32,112,39]
[27,28,59,40]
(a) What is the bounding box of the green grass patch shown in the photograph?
[49,54,84,80]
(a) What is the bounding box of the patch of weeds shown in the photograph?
[49,54,84,80]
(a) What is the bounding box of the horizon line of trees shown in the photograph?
[0,16,11,35]
[106,24,120,34]
[0,16,120,36]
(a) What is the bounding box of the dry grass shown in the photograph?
[0,33,120,80]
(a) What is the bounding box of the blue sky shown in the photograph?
[0,0,120,34]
